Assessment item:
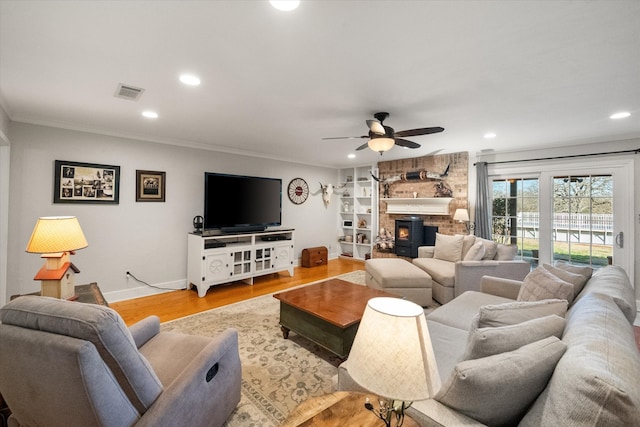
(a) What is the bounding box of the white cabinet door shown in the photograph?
[203,251,229,284]
[273,243,293,272]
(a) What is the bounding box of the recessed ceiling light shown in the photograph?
[610,111,631,119]
[270,0,300,11]
[348,153,356,159]
[142,111,158,119]
[180,74,201,86]
[484,132,497,139]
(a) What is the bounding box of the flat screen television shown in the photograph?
[204,172,282,233]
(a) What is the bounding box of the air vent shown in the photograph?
[114,83,145,101]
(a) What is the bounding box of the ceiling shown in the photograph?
[1,1,639,168]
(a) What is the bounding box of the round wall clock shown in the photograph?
[287,178,309,205]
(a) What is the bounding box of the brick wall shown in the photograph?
[374,151,469,259]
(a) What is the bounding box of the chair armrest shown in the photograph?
[137,328,242,427]
[480,275,523,300]
[129,315,160,348]
[418,246,435,258]
[407,399,487,426]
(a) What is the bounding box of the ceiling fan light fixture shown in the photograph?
[368,137,395,153]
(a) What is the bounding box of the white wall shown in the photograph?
[6,122,341,301]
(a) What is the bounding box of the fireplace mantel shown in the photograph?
[382,197,453,215]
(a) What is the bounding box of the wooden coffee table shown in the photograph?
[273,278,395,359]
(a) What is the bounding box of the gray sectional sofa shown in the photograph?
[337,265,640,426]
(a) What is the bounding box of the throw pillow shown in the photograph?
[517,266,575,304]
[542,263,588,298]
[554,260,593,280]
[495,244,518,260]
[475,298,568,328]
[475,237,498,260]
[433,233,464,262]
[462,314,566,360]
[435,336,567,426]
[463,241,485,261]
[459,234,476,258]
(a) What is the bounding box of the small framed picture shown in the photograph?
[136,170,166,202]
[54,160,120,204]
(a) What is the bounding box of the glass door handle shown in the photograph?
[615,232,624,248]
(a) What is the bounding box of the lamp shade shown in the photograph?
[368,137,395,153]
[26,216,88,253]
[453,208,470,222]
[347,297,441,402]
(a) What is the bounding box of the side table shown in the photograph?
[10,282,108,306]
[282,391,419,427]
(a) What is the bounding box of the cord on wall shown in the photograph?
[126,271,182,291]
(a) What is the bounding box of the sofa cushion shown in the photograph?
[494,244,517,260]
[476,237,498,260]
[463,241,485,261]
[554,260,593,280]
[435,336,567,426]
[0,296,163,413]
[413,257,456,288]
[427,291,513,331]
[462,315,565,360]
[517,266,574,304]
[434,233,464,262]
[520,292,640,426]
[572,265,636,324]
[427,320,470,381]
[475,298,568,328]
[459,234,477,258]
[542,263,588,298]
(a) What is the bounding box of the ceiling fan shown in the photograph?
[322,112,444,154]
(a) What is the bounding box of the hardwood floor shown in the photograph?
[110,258,364,326]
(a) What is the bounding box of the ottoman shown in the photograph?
[364,258,434,307]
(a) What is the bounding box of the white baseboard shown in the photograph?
[104,279,187,303]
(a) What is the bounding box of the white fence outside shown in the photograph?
[514,212,613,244]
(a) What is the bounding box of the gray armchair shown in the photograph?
[0,296,241,427]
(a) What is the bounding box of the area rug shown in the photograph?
[161,271,365,426]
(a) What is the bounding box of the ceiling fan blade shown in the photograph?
[394,138,421,149]
[395,127,444,137]
[366,120,385,135]
[322,135,368,140]
[355,142,370,151]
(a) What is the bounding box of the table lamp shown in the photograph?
[25,216,88,299]
[347,297,441,427]
[454,208,474,233]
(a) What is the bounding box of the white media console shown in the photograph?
[187,228,295,298]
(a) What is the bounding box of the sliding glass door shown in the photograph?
[489,157,633,278]
[492,178,539,264]
[552,174,613,267]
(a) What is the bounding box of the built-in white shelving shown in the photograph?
[338,166,378,260]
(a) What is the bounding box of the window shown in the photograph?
[492,178,539,263]
[552,175,613,267]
